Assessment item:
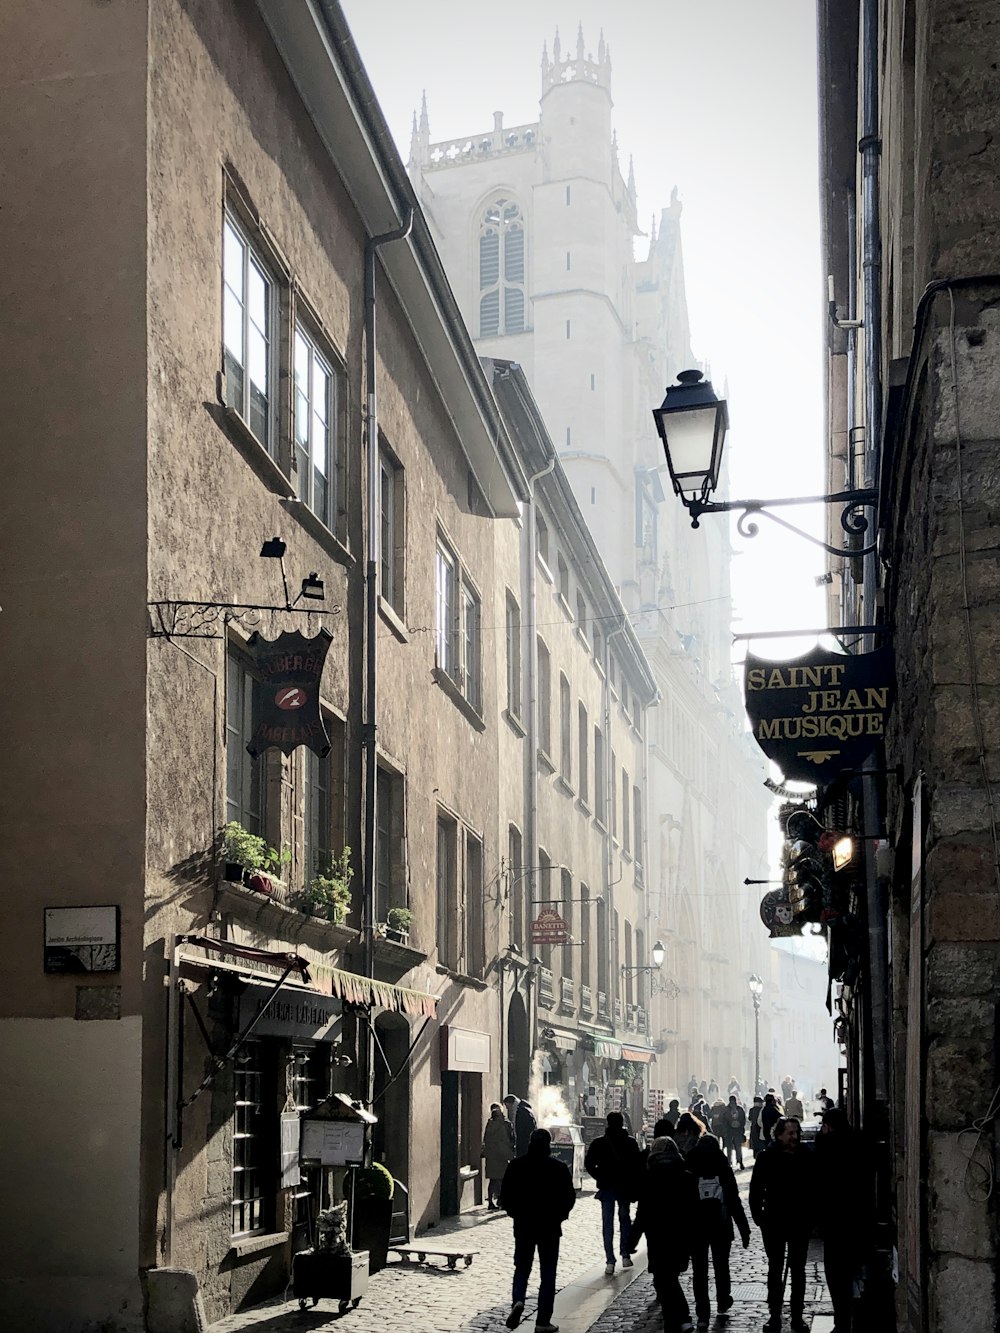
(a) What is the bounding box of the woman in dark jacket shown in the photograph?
[749,1117,816,1333]
[633,1137,698,1332]
[482,1103,515,1209]
[682,1122,751,1327]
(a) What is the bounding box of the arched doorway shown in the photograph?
[372,1012,411,1188]
[507,990,530,1099]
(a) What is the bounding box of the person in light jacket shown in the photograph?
[483,1103,516,1209]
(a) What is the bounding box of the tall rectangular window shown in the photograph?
[506,592,522,718]
[580,885,591,988]
[465,831,485,977]
[594,726,606,824]
[376,766,405,922]
[509,824,524,951]
[537,638,552,756]
[578,703,589,804]
[293,325,335,528]
[622,766,630,852]
[596,897,608,998]
[435,543,457,676]
[559,674,572,779]
[538,848,553,968]
[232,1039,269,1235]
[303,748,331,880]
[635,928,646,1008]
[436,815,459,970]
[223,213,274,450]
[462,582,481,712]
[561,867,574,979]
[610,751,618,837]
[226,651,262,834]
[634,786,644,880]
[624,920,634,1005]
[380,446,404,615]
[557,553,570,603]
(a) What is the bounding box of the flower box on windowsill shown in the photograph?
[217,879,359,949]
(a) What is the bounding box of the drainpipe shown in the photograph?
[361,210,413,1106]
[604,620,628,1025]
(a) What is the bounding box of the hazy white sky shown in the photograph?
[341,0,829,645]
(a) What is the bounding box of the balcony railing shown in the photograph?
[597,989,610,1018]
[626,1004,638,1030]
[537,967,555,1008]
[580,984,593,1015]
[559,976,575,1012]
[636,1006,647,1031]
[613,997,623,1026]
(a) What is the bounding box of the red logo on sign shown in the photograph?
[275,686,306,710]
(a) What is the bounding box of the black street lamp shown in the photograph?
[621,939,666,976]
[652,370,879,557]
[748,973,763,1094]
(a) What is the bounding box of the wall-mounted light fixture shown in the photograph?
[652,370,879,557]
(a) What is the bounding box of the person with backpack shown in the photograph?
[679,1115,751,1329]
[501,1128,576,1333]
[584,1110,642,1276]
[721,1095,747,1169]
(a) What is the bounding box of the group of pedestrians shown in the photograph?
[497,1097,867,1333]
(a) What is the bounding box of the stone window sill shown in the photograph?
[229,1231,289,1259]
[378,596,409,642]
[432,667,486,731]
[281,497,353,568]
[217,403,295,499]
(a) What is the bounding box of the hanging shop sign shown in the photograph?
[531,909,570,946]
[744,645,894,783]
[759,888,803,938]
[238,980,342,1041]
[245,628,333,758]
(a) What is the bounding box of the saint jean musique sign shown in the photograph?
[744,645,894,784]
[246,629,333,758]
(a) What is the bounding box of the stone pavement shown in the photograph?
[590,1166,835,1333]
[207,1180,641,1333]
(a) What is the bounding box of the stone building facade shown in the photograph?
[0,3,663,1330]
[407,27,778,1095]
[819,2,1000,1329]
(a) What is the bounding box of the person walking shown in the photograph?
[818,1087,835,1112]
[680,1116,751,1328]
[504,1094,538,1157]
[815,1109,868,1333]
[633,1136,698,1332]
[781,1075,794,1104]
[707,1077,720,1100]
[721,1095,747,1169]
[688,1075,700,1101]
[501,1127,576,1333]
[664,1098,682,1129]
[483,1102,516,1209]
[748,1096,765,1158]
[784,1089,804,1122]
[749,1117,816,1333]
[759,1092,781,1145]
[584,1110,641,1276]
[727,1075,742,1099]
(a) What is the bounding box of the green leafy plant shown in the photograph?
[299,847,353,921]
[222,822,289,875]
[385,907,412,934]
[353,1161,393,1201]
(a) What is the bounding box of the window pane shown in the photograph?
[223,287,245,363]
[247,260,269,336]
[504,225,524,283]
[479,228,499,289]
[504,287,524,334]
[480,289,499,338]
[223,220,245,298]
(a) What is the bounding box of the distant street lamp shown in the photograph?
[748,973,763,1093]
[652,369,879,556]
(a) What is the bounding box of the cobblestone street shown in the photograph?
[209,1169,835,1333]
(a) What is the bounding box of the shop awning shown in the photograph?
[621,1045,656,1065]
[542,1027,578,1052]
[593,1038,623,1060]
[327,966,439,1018]
[176,936,439,1019]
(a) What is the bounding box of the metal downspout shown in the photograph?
[362,210,413,1106]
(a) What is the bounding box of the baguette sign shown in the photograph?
[744,645,894,783]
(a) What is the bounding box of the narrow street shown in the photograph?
[209,1172,835,1333]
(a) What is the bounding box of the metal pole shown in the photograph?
[754,997,761,1093]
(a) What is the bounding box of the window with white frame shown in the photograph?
[435,536,482,712]
[226,649,263,834]
[293,325,336,528]
[578,702,589,804]
[560,673,572,779]
[223,212,275,450]
[506,591,522,718]
[479,198,525,336]
[537,637,551,756]
[379,445,404,615]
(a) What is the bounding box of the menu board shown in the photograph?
[301,1119,366,1166]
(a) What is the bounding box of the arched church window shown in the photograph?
[479,198,525,336]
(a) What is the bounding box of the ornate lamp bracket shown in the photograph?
[149,600,341,640]
[683,488,879,559]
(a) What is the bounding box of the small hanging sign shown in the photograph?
[744,645,894,783]
[531,908,570,946]
[44,905,120,973]
[245,629,333,758]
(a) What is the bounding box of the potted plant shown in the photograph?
[350,1161,394,1274]
[298,847,353,922]
[222,822,289,893]
[385,907,412,944]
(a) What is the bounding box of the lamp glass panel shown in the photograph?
[662,405,720,482]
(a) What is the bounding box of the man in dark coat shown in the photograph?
[500,1128,576,1333]
[664,1099,682,1129]
[504,1094,538,1157]
[750,1117,816,1333]
[584,1110,641,1275]
[682,1121,751,1327]
[721,1095,747,1169]
[815,1109,868,1332]
[748,1096,765,1157]
[759,1092,781,1146]
[633,1137,698,1331]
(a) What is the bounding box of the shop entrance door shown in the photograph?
[507,992,530,1099]
[372,1013,411,1189]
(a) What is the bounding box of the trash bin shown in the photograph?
[548,1124,585,1189]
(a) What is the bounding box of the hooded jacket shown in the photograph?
[685,1133,751,1244]
[500,1142,576,1234]
[633,1138,699,1274]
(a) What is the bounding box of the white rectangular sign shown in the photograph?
[301,1119,366,1166]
